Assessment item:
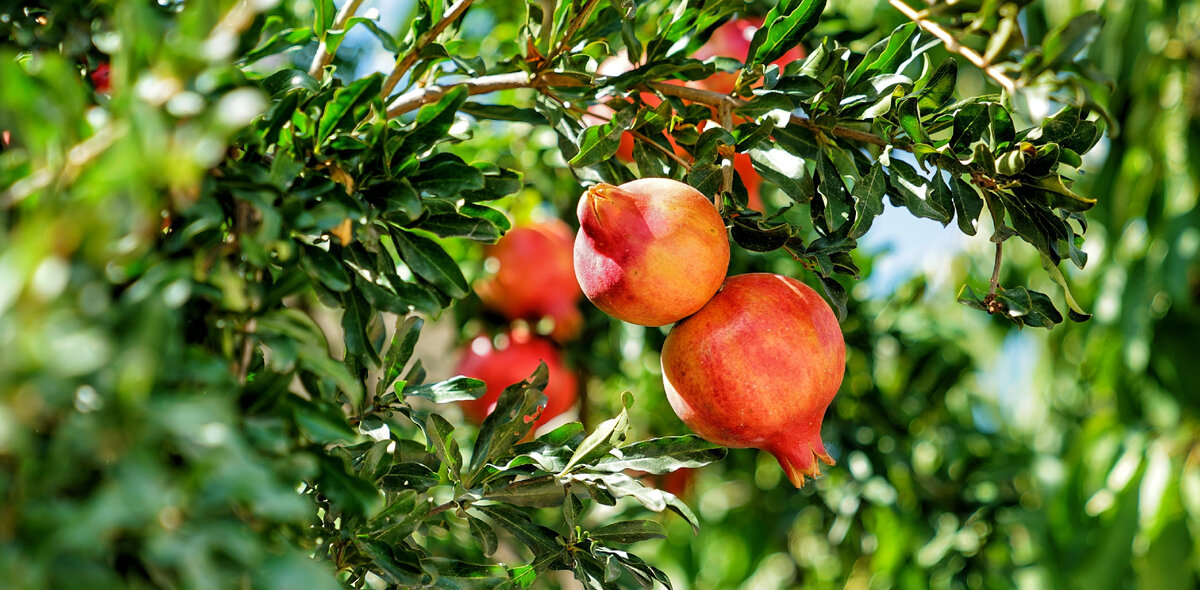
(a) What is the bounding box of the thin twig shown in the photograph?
[385,71,533,118]
[889,0,1017,95]
[988,242,1003,295]
[544,0,602,66]
[718,100,734,200]
[380,0,477,98]
[628,129,693,170]
[308,0,366,79]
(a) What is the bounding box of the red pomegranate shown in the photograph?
[574,178,729,327]
[474,220,583,342]
[455,330,578,430]
[660,273,845,487]
[89,62,111,94]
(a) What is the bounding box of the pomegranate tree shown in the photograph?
[660,273,846,487]
[574,178,729,326]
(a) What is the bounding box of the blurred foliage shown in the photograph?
[1,0,1194,589]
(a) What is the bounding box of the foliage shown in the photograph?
[3,0,1192,589]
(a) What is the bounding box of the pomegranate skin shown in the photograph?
[661,273,845,487]
[455,330,578,430]
[574,178,730,327]
[475,221,583,341]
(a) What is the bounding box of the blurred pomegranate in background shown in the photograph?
[475,220,584,342]
[455,329,578,430]
[89,62,111,94]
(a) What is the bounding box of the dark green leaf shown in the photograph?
[591,520,668,545]
[390,229,469,299]
[484,477,566,508]
[380,462,441,493]
[317,75,383,148]
[592,435,726,474]
[404,375,486,403]
[747,0,827,66]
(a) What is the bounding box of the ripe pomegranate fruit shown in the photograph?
[455,329,578,430]
[574,178,729,327]
[475,220,583,341]
[660,273,845,488]
[89,62,111,94]
[693,17,807,96]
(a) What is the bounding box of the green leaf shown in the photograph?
[425,412,463,481]
[466,364,550,485]
[915,58,958,112]
[379,316,423,397]
[404,375,486,403]
[411,153,487,197]
[316,452,383,518]
[949,174,984,235]
[590,520,668,545]
[897,98,929,144]
[473,504,563,556]
[949,103,990,155]
[887,157,951,224]
[390,229,469,299]
[559,395,632,474]
[1040,254,1093,322]
[747,0,827,67]
[244,29,317,65]
[592,435,726,474]
[300,244,351,292]
[570,107,634,167]
[484,477,567,508]
[686,164,723,198]
[403,84,469,153]
[466,513,500,557]
[749,146,814,204]
[380,462,441,493]
[313,0,335,37]
[293,398,357,444]
[571,472,700,533]
[461,102,547,124]
[317,75,383,148]
[850,162,887,238]
[846,23,918,89]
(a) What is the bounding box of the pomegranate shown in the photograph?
[574,178,729,327]
[475,220,583,341]
[89,62,111,94]
[455,329,578,430]
[660,273,845,487]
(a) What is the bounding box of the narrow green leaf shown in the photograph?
[390,228,469,299]
[425,413,463,481]
[590,520,668,545]
[748,0,827,66]
[317,75,383,147]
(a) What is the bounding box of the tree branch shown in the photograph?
[385,71,534,118]
[644,81,891,147]
[989,242,1003,295]
[380,0,477,99]
[308,0,366,79]
[889,0,1018,95]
